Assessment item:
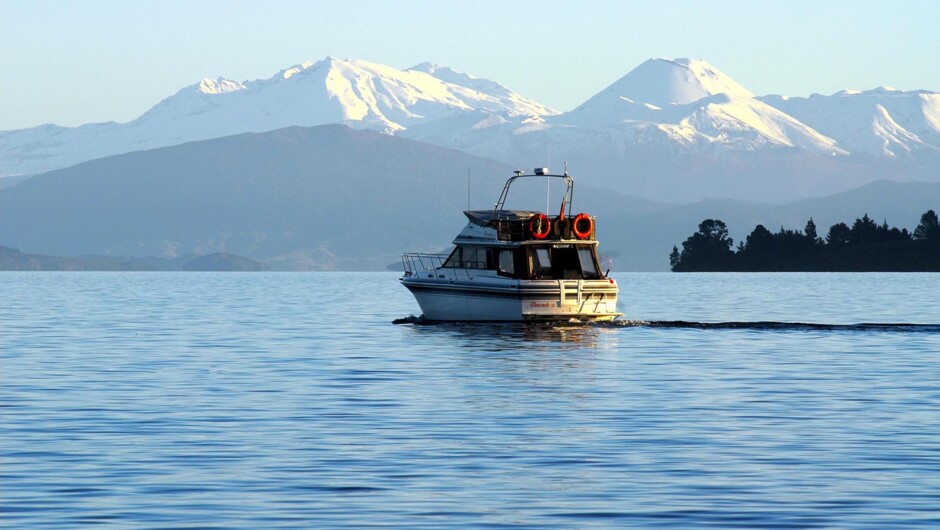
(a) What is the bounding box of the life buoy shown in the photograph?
[572,213,593,240]
[553,216,570,239]
[528,213,551,240]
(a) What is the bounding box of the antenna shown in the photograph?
[467,168,471,210]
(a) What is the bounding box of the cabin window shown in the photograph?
[443,247,458,268]
[442,246,488,269]
[442,247,461,268]
[578,248,600,279]
[528,247,553,278]
[497,249,515,275]
[535,248,551,269]
[467,246,487,269]
[526,244,602,280]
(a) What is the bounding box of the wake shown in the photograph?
[393,315,940,333]
[607,320,940,333]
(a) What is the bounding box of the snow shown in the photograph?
[673,93,844,153]
[867,105,921,156]
[0,57,555,176]
[0,55,936,187]
[571,58,753,114]
[760,88,940,157]
[197,78,246,94]
[552,58,841,154]
[280,60,314,80]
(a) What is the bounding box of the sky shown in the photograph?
[2,0,938,131]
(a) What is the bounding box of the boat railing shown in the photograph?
[494,170,574,215]
[401,253,474,281]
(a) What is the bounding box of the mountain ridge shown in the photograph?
[1,56,936,203]
[1,124,936,271]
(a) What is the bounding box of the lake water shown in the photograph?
[2,272,939,528]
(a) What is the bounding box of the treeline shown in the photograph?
[670,210,940,272]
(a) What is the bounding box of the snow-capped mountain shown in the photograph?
[1,56,936,203]
[563,58,754,122]
[760,88,940,158]
[138,57,553,134]
[403,58,936,201]
[548,58,843,154]
[0,57,552,177]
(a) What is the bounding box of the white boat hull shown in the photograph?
[400,170,621,322]
[402,278,620,322]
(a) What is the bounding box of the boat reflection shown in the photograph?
[400,319,615,350]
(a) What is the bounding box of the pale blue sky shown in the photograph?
[2,0,938,130]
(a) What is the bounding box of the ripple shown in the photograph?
[3,272,939,529]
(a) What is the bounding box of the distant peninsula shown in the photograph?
[0,246,265,272]
[670,210,940,272]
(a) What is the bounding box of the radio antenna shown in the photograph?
[467,168,471,210]
[546,151,552,213]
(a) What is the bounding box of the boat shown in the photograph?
[400,167,621,322]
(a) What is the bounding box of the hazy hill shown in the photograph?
[600,180,940,271]
[1,123,936,271]
[181,253,265,272]
[0,124,662,270]
[0,246,261,271]
[0,245,153,271]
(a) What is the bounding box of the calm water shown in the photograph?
[2,272,939,529]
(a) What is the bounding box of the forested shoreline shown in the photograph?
[670,210,940,272]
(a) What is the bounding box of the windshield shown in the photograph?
[526,244,601,280]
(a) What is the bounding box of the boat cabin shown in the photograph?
[442,242,603,280]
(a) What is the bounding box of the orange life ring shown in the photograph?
[572,213,593,240]
[528,213,551,240]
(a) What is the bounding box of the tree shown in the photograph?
[850,214,878,244]
[736,224,775,270]
[743,224,774,254]
[804,218,819,244]
[670,212,940,272]
[827,222,851,246]
[914,209,940,242]
[702,219,731,243]
[672,219,735,271]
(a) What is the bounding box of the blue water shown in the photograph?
[2,272,939,528]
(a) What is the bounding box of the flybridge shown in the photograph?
[494,167,573,213]
[476,168,597,242]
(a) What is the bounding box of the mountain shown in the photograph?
[559,58,755,124]
[402,115,900,204]
[408,59,843,164]
[404,58,937,203]
[0,124,661,270]
[0,58,552,177]
[760,88,940,160]
[181,253,265,272]
[1,123,935,271]
[0,245,260,271]
[1,57,937,204]
[601,180,940,271]
[0,245,153,271]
